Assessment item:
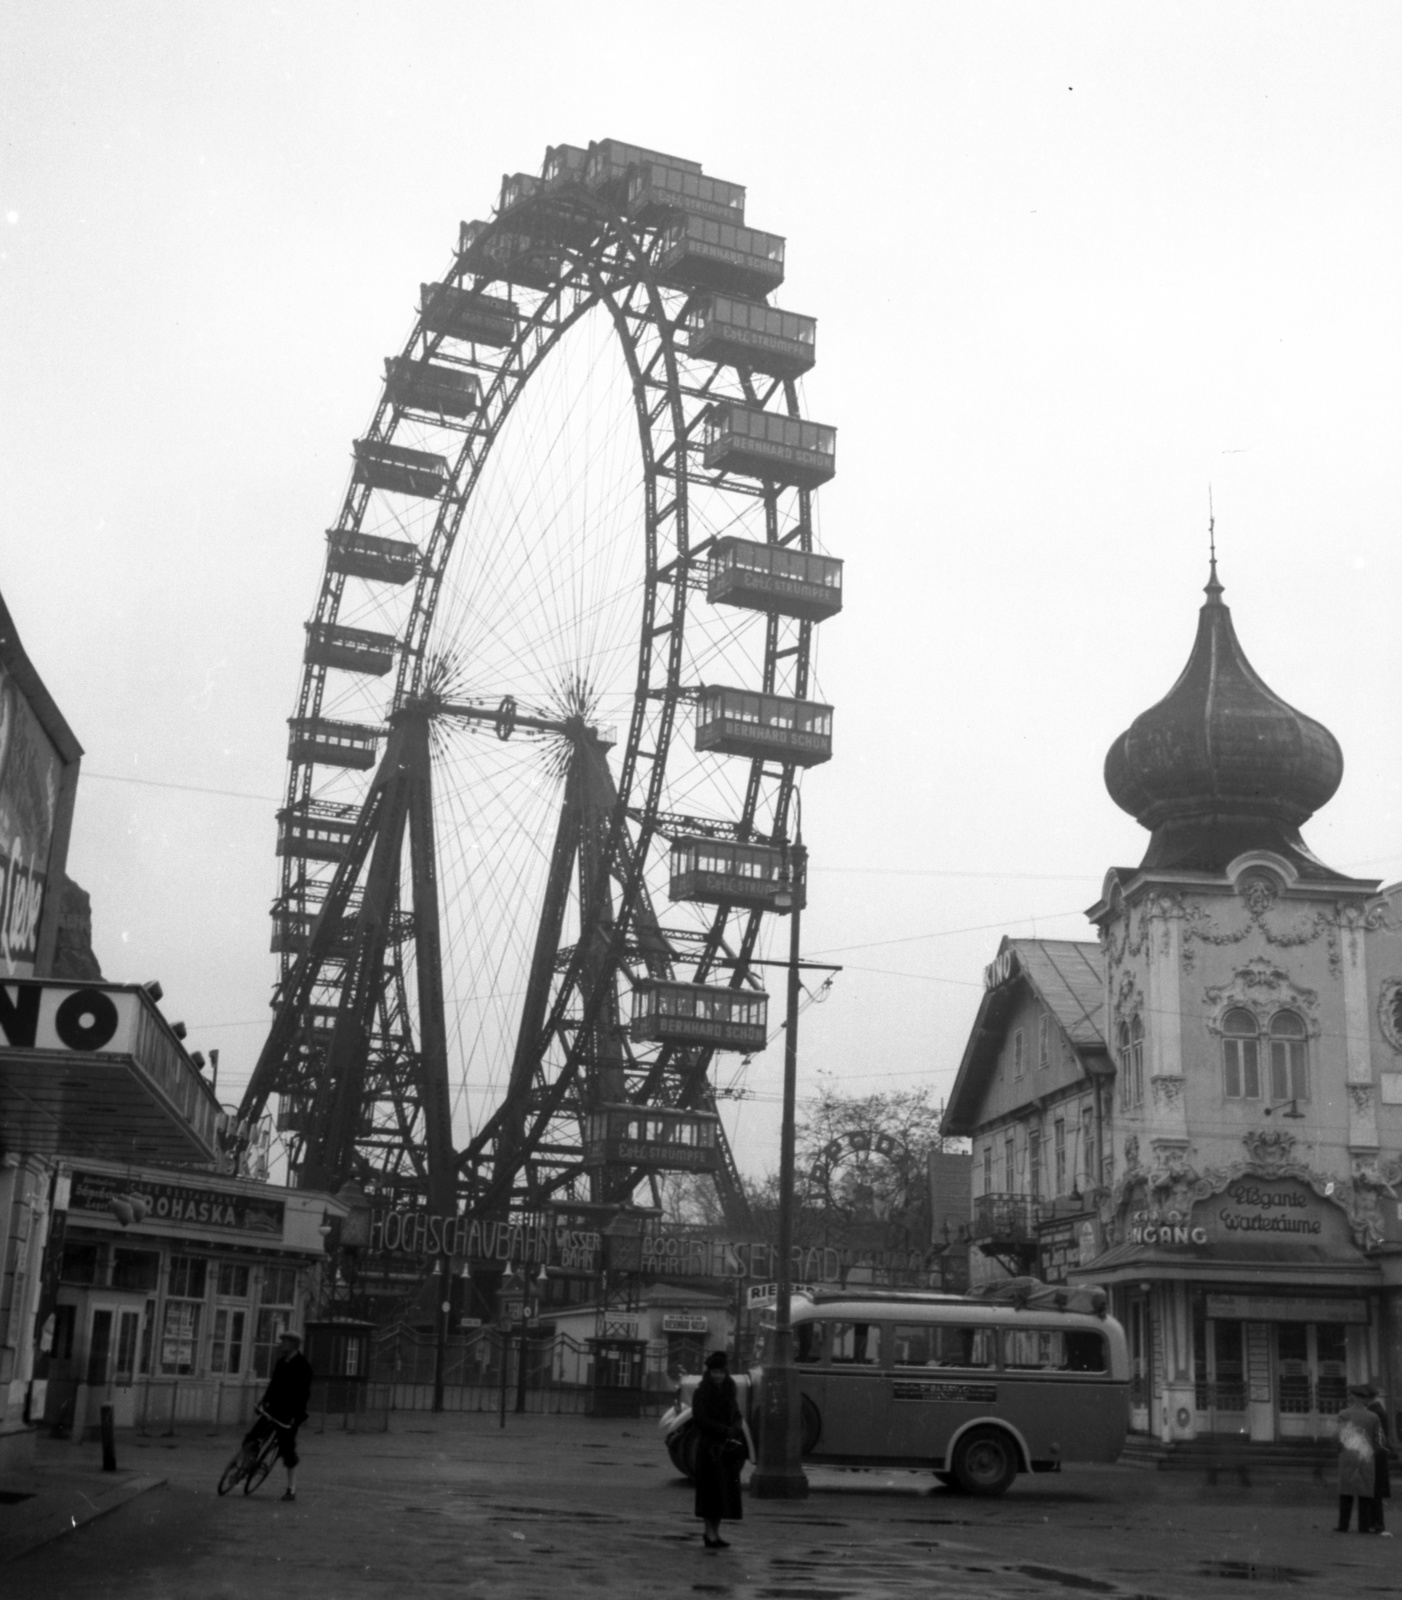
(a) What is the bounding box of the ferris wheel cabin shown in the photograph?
[303,622,396,677]
[656,214,785,299]
[326,529,419,586]
[702,403,836,490]
[541,144,589,189]
[384,356,482,421]
[419,282,519,347]
[686,296,816,379]
[708,538,842,622]
[669,835,806,914]
[626,163,746,227]
[584,139,701,201]
[479,230,564,291]
[694,688,834,768]
[286,717,380,771]
[630,980,769,1051]
[352,439,450,500]
[276,801,360,863]
[583,1105,722,1173]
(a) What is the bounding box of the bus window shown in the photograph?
[794,1322,825,1364]
[1001,1328,1108,1373]
[930,1325,996,1369]
[830,1321,881,1365]
[1063,1331,1108,1373]
[892,1324,935,1366]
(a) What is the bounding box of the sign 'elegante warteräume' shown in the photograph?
[1125,1178,1341,1251]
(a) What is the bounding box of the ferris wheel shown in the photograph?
[238,140,842,1228]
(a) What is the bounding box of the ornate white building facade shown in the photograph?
[948,563,1402,1445]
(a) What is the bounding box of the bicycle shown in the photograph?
[216,1407,290,1497]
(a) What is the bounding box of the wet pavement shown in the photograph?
[1,1414,1398,1599]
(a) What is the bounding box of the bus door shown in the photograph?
[798,1317,885,1457]
[886,1321,999,1462]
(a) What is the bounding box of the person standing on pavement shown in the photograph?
[1362,1385,1395,1536]
[1336,1384,1385,1533]
[248,1330,314,1502]
[691,1349,746,1549]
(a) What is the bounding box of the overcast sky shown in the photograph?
[3,2,1399,1183]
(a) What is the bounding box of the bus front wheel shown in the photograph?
[950,1427,1019,1497]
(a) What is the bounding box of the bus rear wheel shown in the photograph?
[951,1427,1019,1497]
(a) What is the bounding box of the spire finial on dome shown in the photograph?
[1205,487,1223,603]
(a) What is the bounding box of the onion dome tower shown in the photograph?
[1103,559,1346,876]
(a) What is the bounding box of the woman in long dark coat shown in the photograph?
[691,1349,746,1549]
[1336,1386,1384,1533]
[1364,1386,1394,1535]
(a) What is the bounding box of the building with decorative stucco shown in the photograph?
[946,561,1402,1447]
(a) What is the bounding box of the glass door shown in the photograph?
[1194,1315,1246,1434]
[111,1308,142,1426]
[1276,1322,1349,1439]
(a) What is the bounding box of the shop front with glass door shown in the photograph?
[83,1296,154,1427]
[1193,1293,1368,1440]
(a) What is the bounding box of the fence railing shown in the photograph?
[47,1327,683,1437]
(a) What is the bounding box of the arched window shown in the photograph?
[1222,1008,1260,1099]
[1269,1011,1309,1102]
[1118,1020,1144,1109]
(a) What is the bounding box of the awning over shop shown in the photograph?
[1069,1238,1381,1290]
[0,981,220,1163]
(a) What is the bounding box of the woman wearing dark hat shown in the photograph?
[1336,1385,1385,1534]
[691,1349,747,1549]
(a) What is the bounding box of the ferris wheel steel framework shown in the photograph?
[238,155,825,1229]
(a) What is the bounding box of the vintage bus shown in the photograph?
[661,1285,1129,1497]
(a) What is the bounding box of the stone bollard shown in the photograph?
[100,1402,117,1471]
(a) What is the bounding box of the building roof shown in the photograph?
[1102,562,1360,881]
[941,937,1107,1138]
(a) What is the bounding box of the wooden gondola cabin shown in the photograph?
[384,357,482,421]
[630,981,768,1052]
[694,688,833,768]
[702,402,835,490]
[626,163,745,226]
[276,801,359,863]
[584,1105,721,1173]
[304,622,396,676]
[656,214,785,298]
[326,529,419,586]
[708,538,842,622]
[686,296,816,378]
[286,717,379,770]
[419,282,519,347]
[585,139,700,200]
[352,439,450,500]
[669,836,805,913]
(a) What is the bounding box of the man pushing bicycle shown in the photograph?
[241,1330,314,1501]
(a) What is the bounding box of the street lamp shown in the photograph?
[751,791,810,1500]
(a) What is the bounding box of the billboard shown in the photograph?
[0,659,66,979]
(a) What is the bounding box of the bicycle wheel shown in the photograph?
[243,1436,279,1495]
[216,1449,247,1496]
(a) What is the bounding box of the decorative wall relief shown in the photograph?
[1347,1083,1375,1117]
[1150,1075,1185,1111]
[1110,1129,1385,1250]
[1203,958,1321,1037]
[1379,978,1402,1056]
[1180,897,1335,976]
[1240,1128,1298,1173]
[1113,971,1143,1027]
